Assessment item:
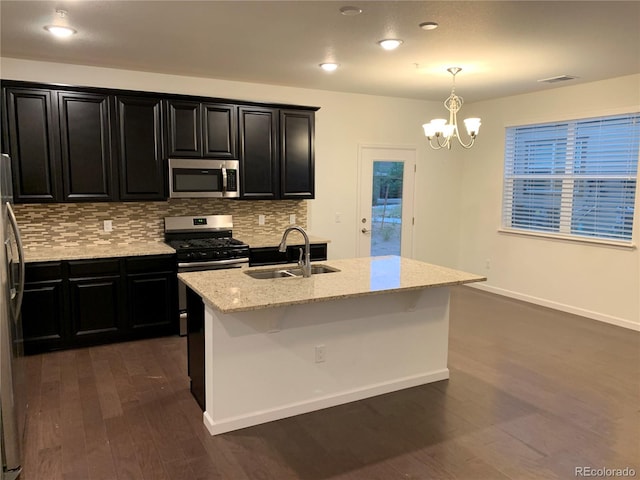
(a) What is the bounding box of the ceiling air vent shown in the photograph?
[538,75,578,84]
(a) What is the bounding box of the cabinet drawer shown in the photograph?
[126,254,176,274]
[68,258,121,277]
[25,261,63,282]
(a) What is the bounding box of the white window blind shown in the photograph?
[502,113,640,243]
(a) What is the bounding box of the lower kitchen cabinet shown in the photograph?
[186,286,205,411]
[69,258,125,347]
[22,262,66,355]
[127,255,177,338]
[22,254,178,354]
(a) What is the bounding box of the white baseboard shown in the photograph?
[202,369,450,436]
[469,283,640,332]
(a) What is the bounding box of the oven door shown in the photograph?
[176,258,248,335]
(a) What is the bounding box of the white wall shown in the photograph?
[458,75,640,329]
[0,57,463,267]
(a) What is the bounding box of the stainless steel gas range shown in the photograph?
[164,215,249,335]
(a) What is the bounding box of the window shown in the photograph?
[502,113,640,243]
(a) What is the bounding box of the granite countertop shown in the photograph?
[178,255,486,314]
[236,233,331,249]
[24,242,176,263]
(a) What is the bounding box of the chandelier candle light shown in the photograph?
[423,67,481,150]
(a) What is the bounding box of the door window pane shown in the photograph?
[371,161,403,256]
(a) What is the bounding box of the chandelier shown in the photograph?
[422,67,481,150]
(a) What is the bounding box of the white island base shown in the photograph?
[201,286,451,436]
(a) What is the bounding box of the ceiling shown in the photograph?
[1,1,639,102]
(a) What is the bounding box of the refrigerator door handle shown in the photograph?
[6,202,25,319]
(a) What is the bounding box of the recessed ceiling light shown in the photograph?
[419,22,439,31]
[44,9,77,38]
[339,6,363,16]
[377,39,403,51]
[537,74,578,83]
[319,63,339,72]
[43,25,77,38]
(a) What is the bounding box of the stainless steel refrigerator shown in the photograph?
[0,153,26,480]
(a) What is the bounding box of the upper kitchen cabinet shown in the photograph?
[2,80,318,203]
[239,106,279,199]
[115,95,166,200]
[203,103,238,159]
[166,99,238,159]
[280,110,315,199]
[239,107,316,200]
[167,99,201,157]
[58,91,115,201]
[2,87,62,202]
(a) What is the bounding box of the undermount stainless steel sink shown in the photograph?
[244,264,340,279]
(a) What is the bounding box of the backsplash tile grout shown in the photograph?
[15,199,307,249]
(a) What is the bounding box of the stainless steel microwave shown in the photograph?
[168,158,240,198]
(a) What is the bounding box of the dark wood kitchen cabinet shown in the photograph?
[126,255,178,338]
[2,87,62,202]
[2,80,317,203]
[239,106,315,200]
[115,95,166,200]
[166,99,201,157]
[22,254,178,354]
[166,99,237,159]
[186,286,206,410]
[68,259,125,347]
[239,106,279,199]
[22,262,66,354]
[280,110,315,199]
[58,91,115,201]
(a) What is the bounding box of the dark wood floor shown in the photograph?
[21,286,640,480]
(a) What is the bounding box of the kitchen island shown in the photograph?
[179,255,485,435]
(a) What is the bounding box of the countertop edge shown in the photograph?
[24,244,177,263]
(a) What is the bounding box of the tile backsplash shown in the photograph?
[14,199,307,248]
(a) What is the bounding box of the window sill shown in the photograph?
[497,228,637,250]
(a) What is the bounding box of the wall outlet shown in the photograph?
[335,212,342,223]
[289,214,296,225]
[103,220,113,232]
[315,345,326,363]
[258,214,265,226]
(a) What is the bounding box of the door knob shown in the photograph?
[361,228,370,234]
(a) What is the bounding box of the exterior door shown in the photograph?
[357,145,415,258]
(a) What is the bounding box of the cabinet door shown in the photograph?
[186,286,205,411]
[167,100,202,157]
[280,110,315,199]
[203,103,237,159]
[69,276,124,346]
[239,106,278,199]
[22,280,65,354]
[115,96,166,200]
[127,272,177,338]
[58,91,114,201]
[3,87,62,202]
